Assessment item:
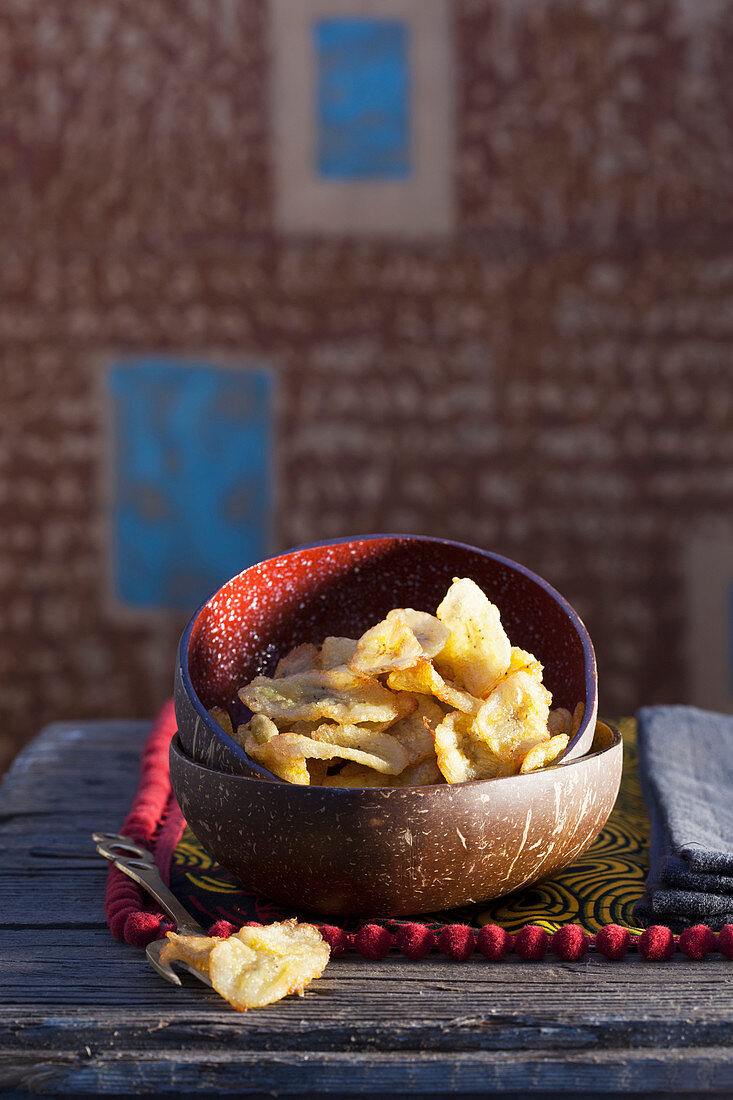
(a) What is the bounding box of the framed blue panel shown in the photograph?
[108,359,273,612]
[314,17,410,180]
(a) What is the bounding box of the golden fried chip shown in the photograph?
[246,734,311,785]
[160,933,220,975]
[472,670,551,763]
[309,723,409,774]
[520,733,570,774]
[249,726,408,776]
[435,577,511,696]
[548,707,572,736]
[434,711,514,783]
[508,647,544,682]
[387,608,449,658]
[389,758,444,787]
[388,694,445,765]
[570,701,586,737]
[319,636,358,670]
[306,759,329,785]
[387,660,482,715]
[274,642,320,678]
[349,613,422,677]
[209,706,234,738]
[164,922,329,1012]
[322,764,391,788]
[239,668,399,725]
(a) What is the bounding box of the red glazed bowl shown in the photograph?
[174,534,598,777]
[171,535,611,916]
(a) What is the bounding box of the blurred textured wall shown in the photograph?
[2,0,733,772]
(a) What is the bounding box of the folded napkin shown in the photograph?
[634,706,733,931]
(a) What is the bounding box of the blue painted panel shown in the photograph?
[315,17,410,180]
[109,359,272,611]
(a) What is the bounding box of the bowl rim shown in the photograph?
[177,533,599,782]
[169,721,620,794]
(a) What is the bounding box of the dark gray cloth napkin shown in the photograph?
[633,705,733,931]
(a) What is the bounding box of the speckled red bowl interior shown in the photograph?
[177,535,597,776]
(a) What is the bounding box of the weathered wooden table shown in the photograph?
[1,722,732,1099]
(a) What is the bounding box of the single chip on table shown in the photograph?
[162,920,330,1012]
[239,668,399,725]
[275,642,320,678]
[387,660,482,715]
[318,636,358,670]
[519,733,570,774]
[434,710,514,783]
[160,934,219,975]
[349,613,423,677]
[209,706,234,738]
[472,670,552,764]
[435,577,511,696]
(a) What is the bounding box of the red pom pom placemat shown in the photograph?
[103,702,733,962]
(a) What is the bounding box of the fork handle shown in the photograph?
[93,832,207,937]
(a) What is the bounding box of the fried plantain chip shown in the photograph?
[209,706,234,738]
[435,577,511,696]
[160,933,219,975]
[248,726,408,777]
[309,723,409,774]
[434,710,514,783]
[387,660,483,715]
[239,668,399,725]
[164,921,330,1012]
[389,757,444,787]
[570,701,586,737]
[548,707,572,736]
[349,613,423,677]
[388,694,445,765]
[387,608,450,658]
[472,670,551,763]
[318,636,358,670]
[508,646,544,682]
[322,763,391,788]
[519,733,570,774]
[274,642,320,678]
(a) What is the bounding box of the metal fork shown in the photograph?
[92,831,213,989]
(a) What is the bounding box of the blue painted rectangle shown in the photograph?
[314,17,410,180]
[109,359,272,611]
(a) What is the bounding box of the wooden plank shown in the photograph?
[1,1045,733,1098]
[1,722,732,1098]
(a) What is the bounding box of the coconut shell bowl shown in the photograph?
[172,535,621,917]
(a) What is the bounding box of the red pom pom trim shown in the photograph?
[679,924,717,960]
[638,925,675,961]
[477,924,513,960]
[393,923,435,960]
[124,911,166,948]
[595,925,631,960]
[514,925,549,960]
[438,924,475,961]
[354,924,393,960]
[319,925,352,956]
[551,924,589,961]
[717,924,733,959]
[208,920,236,939]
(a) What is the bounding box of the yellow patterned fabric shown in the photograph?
[170,720,648,933]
